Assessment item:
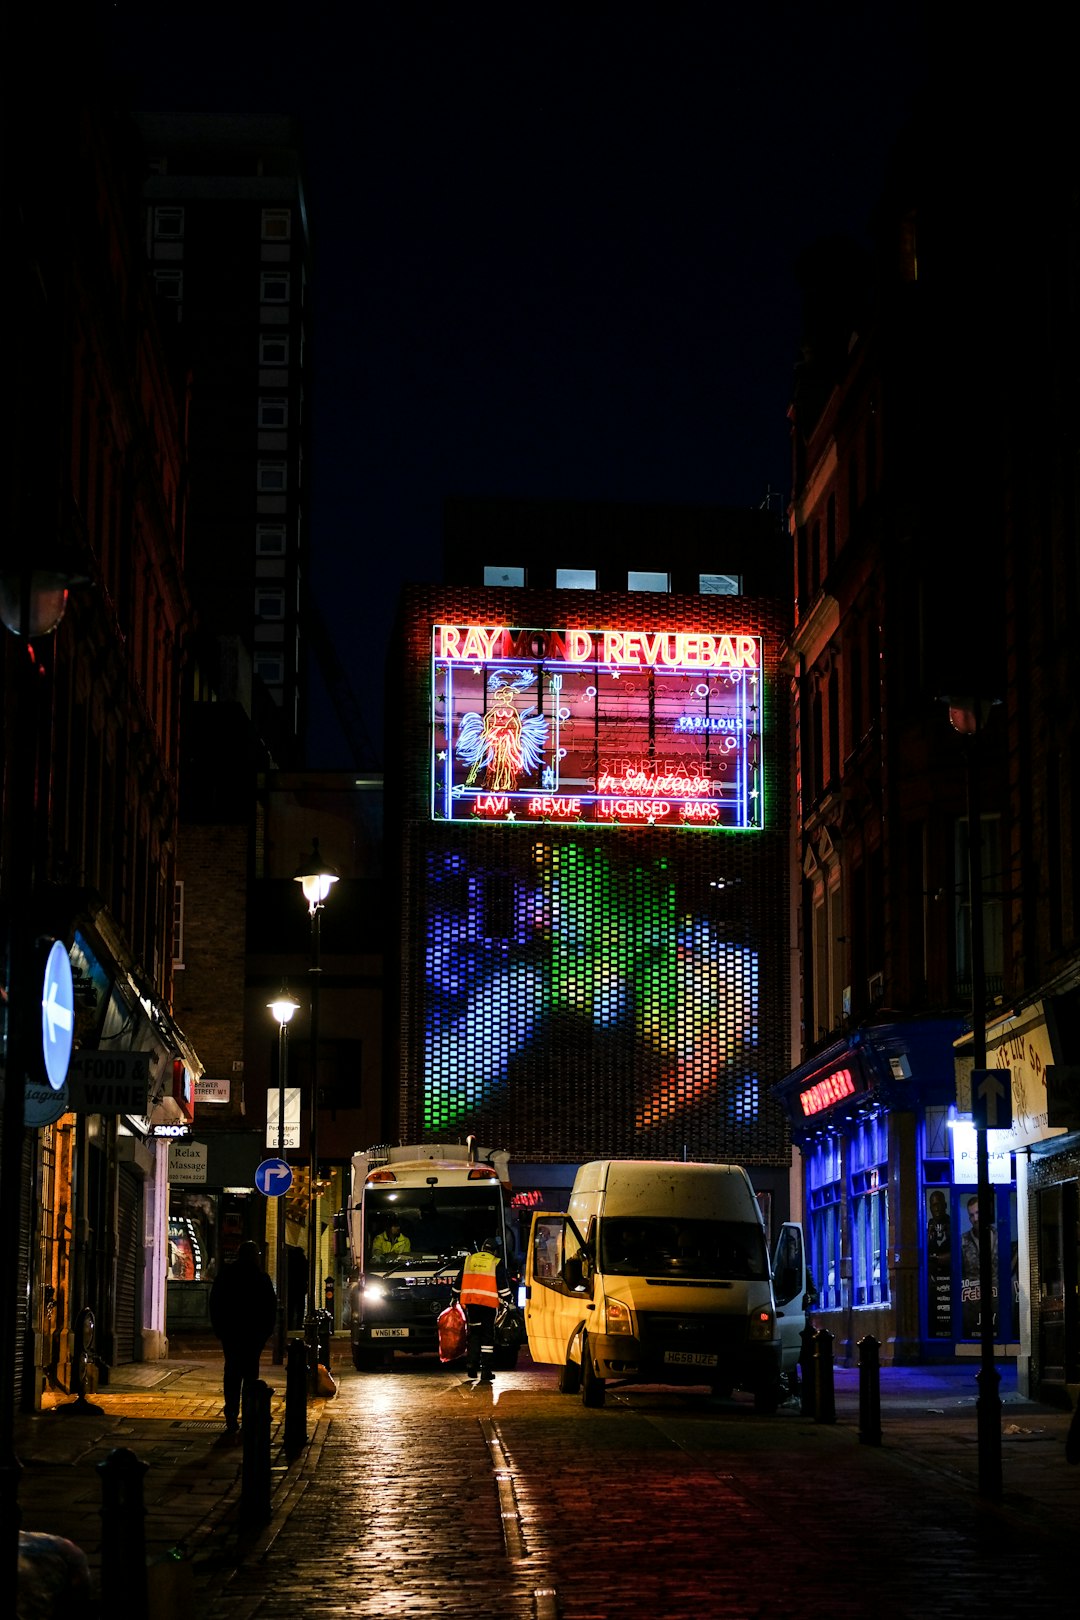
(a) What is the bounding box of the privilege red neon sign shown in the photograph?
[799,1067,857,1116]
[435,625,760,671]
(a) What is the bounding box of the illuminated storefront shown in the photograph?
[772,1015,1021,1365]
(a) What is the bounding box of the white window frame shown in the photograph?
[255,588,286,621]
[627,570,670,592]
[256,524,287,556]
[261,208,291,241]
[556,568,597,590]
[257,460,287,493]
[258,397,288,429]
[172,881,185,969]
[153,206,184,240]
[260,271,290,303]
[259,334,289,366]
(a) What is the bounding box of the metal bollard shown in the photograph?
[799,1323,817,1418]
[813,1327,836,1425]
[317,1307,332,1370]
[97,1446,149,1620]
[858,1334,882,1445]
[285,1336,308,1455]
[240,1379,273,1528]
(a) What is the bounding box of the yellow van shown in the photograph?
[524,1160,807,1409]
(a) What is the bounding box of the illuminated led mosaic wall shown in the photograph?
[395,586,792,1165]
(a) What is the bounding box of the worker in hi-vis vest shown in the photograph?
[453,1237,512,1383]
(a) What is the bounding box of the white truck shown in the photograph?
[345,1138,521,1371]
[524,1159,808,1409]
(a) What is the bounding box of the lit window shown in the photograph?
[628,571,669,592]
[257,460,287,492]
[261,208,291,241]
[154,207,184,240]
[259,334,289,366]
[256,524,286,556]
[260,271,290,303]
[255,588,285,620]
[258,397,288,428]
[556,568,597,590]
[699,574,741,595]
[483,566,525,587]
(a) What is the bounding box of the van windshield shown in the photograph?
[599,1216,769,1280]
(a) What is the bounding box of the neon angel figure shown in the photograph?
[456,670,548,792]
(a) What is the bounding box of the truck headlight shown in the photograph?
[364,1281,386,1302]
[605,1297,633,1335]
[748,1306,775,1341]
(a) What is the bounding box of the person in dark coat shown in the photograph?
[209,1240,277,1433]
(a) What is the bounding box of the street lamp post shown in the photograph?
[293,839,338,1390]
[948,696,1002,1501]
[267,987,300,1366]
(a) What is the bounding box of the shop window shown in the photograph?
[806,1134,843,1311]
[851,1115,890,1307]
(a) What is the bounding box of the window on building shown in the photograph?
[483,566,525,586]
[628,571,670,592]
[258,397,288,428]
[261,208,291,241]
[255,588,285,621]
[699,573,741,595]
[257,460,287,492]
[851,1114,890,1307]
[255,653,285,686]
[807,1135,843,1311]
[556,568,597,590]
[172,881,185,970]
[152,268,183,319]
[954,813,1005,997]
[256,524,287,556]
[259,334,289,366]
[153,206,184,240]
[260,271,290,303]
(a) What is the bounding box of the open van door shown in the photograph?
[771,1223,807,1384]
[524,1212,592,1368]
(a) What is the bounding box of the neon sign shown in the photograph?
[799,1067,857,1116]
[431,624,764,830]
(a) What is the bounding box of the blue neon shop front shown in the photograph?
[772,1012,1019,1366]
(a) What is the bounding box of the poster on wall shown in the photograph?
[925,1189,953,1338]
[431,624,763,830]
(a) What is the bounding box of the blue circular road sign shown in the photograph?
[40,939,74,1092]
[255,1157,293,1197]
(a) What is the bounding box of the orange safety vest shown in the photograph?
[458,1250,501,1308]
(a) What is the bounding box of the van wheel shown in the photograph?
[493,1346,520,1371]
[581,1339,606,1408]
[558,1352,581,1395]
[754,1381,780,1414]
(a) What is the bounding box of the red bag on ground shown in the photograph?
[437,1302,468,1363]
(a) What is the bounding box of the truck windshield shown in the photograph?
[365,1186,503,1268]
[599,1216,769,1280]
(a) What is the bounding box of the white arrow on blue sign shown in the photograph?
[255,1157,293,1197]
[40,940,74,1091]
[972,1068,1013,1133]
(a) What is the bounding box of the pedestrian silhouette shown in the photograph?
[209,1240,277,1434]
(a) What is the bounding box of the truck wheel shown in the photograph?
[581,1339,606,1408]
[352,1344,382,1372]
[558,1352,581,1395]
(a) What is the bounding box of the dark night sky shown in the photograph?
[97,2,928,767]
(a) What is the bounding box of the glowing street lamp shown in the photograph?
[267,987,300,1365]
[293,839,338,1387]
